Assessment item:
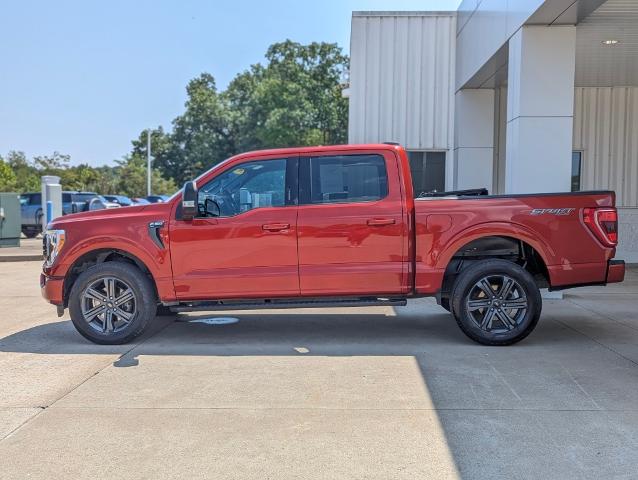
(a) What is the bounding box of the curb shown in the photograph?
[0,255,43,263]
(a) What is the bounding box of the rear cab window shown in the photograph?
[302,154,388,204]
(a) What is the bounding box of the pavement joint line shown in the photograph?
[550,316,638,369]
[0,318,174,443]
[565,297,638,334]
[39,406,638,412]
[0,407,44,442]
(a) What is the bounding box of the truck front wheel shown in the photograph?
[68,262,157,345]
[450,259,542,346]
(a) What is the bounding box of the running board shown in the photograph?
[170,297,407,313]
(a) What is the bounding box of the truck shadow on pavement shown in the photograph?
[2,308,637,479]
[0,308,597,362]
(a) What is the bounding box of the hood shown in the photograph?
[48,202,172,229]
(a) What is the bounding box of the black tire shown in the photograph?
[439,297,452,313]
[22,229,39,239]
[450,259,541,346]
[69,262,157,345]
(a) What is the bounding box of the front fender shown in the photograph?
[46,228,175,302]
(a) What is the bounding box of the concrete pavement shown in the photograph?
[0,238,42,262]
[0,261,637,479]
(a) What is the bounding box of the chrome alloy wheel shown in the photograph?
[465,274,528,333]
[80,276,137,334]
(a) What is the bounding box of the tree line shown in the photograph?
[0,40,349,196]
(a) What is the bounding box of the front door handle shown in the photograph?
[367,218,396,226]
[262,223,290,232]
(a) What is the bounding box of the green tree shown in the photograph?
[130,126,173,181]
[129,40,349,185]
[114,155,177,198]
[0,156,18,192]
[60,164,103,192]
[33,152,71,171]
[5,151,40,192]
[226,40,349,150]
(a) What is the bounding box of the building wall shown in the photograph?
[493,86,508,193]
[573,86,638,262]
[456,0,547,89]
[573,87,638,208]
[493,86,638,260]
[348,12,456,158]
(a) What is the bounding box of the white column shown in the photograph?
[454,89,495,191]
[505,26,576,193]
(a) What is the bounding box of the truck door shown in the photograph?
[297,150,407,295]
[169,155,300,299]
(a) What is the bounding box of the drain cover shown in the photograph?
[188,317,239,325]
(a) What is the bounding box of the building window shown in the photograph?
[407,151,446,196]
[571,151,582,192]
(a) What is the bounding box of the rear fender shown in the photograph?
[414,222,556,293]
[434,222,555,271]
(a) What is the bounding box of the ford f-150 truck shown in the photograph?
[40,144,625,346]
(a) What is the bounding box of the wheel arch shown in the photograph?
[63,248,159,307]
[438,232,552,299]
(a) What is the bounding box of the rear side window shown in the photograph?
[29,193,41,205]
[307,155,388,204]
[62,193,72,202]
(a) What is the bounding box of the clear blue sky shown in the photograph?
[0,0,460,166]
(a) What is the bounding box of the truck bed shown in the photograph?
[413,190,617,293]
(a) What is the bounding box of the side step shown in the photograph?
[170,296,407,313]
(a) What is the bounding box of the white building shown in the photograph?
[346,0,638,262]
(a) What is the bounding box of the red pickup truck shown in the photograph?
[41,144,625,346]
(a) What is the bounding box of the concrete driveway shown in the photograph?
[0,261,637,479]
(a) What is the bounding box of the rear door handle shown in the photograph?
[367,218,396,226]
[262,223,290,232]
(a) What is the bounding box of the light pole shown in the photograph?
[147,129,152,197]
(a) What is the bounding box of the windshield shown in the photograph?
[167,156,233,202]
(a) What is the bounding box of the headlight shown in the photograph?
[43,229,66,268]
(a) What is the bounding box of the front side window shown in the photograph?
[198,159,287,217]
[307,154,388,204]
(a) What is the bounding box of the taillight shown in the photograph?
[583,208,618,247]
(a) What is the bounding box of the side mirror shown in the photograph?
[181,181,198,221]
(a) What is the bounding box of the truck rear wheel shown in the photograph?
[450,259,541,346]
[68,262,157,345]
